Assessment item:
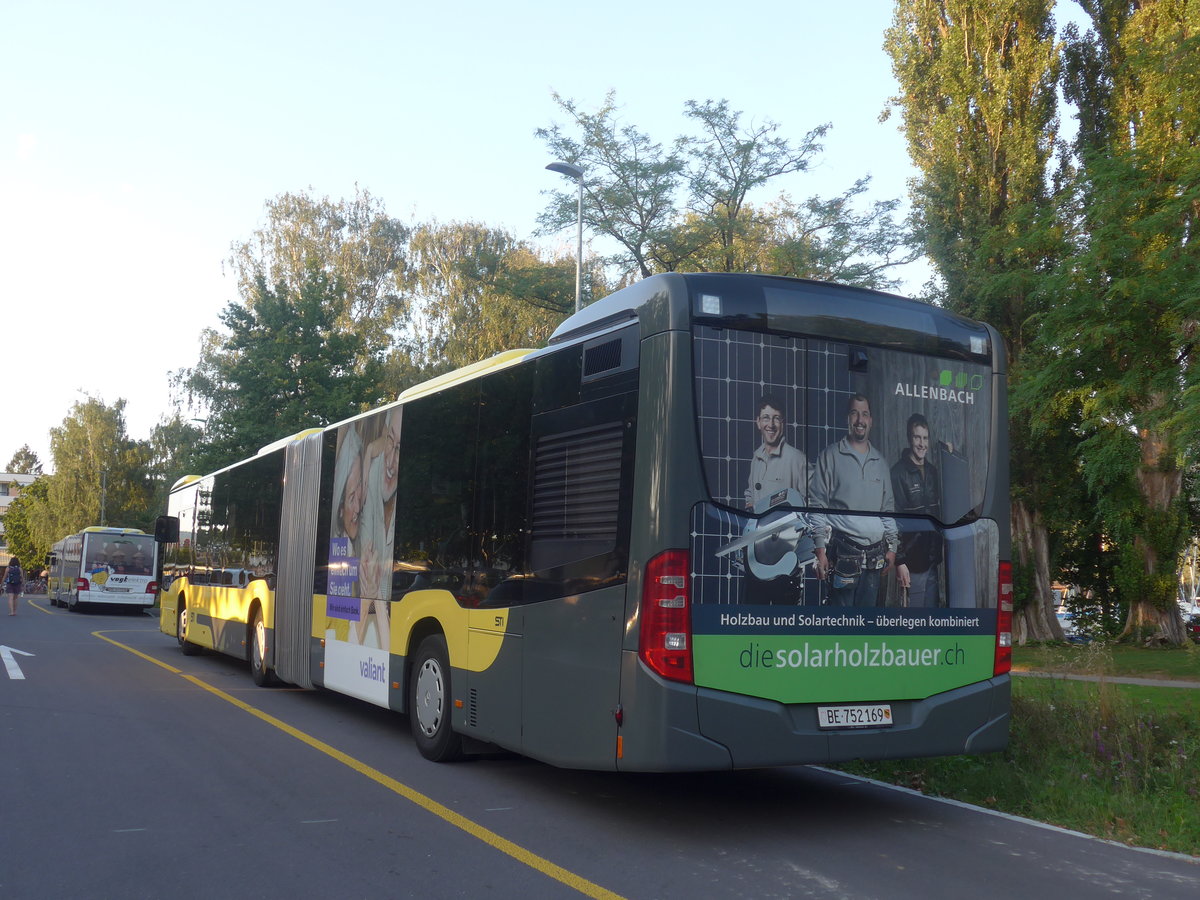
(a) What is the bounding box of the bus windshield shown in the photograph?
[694,325,992,522]
[86,533,157,577]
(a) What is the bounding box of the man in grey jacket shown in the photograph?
[744,394,808,511]
[810,394,901,606]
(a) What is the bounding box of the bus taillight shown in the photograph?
[638,550,693,684]
[994,561,1013,676]
[146,582,158,594]
[76,577,90,593]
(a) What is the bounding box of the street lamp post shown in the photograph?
[545,161,584,313]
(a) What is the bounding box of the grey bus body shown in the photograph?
[160,273,1010,771]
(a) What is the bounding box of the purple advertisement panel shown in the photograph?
[328,406,402,625]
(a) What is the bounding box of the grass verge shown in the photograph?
[835,644,1200,856]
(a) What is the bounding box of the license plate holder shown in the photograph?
[816,703,893,729]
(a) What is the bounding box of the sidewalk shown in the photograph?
[1013,670,1200,689]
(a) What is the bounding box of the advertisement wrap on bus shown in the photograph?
[688,333,1000,707]
[156,273,1011,771]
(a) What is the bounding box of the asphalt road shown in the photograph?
[2,595,1197,899]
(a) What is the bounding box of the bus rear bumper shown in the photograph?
[76,590,155,609]
[695,675,1011,768]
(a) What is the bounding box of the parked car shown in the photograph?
[1185,613,1200,644]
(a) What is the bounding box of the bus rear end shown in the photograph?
[619,274,1010,770]
[71,528,159,610]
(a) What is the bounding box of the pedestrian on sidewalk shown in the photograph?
[4,557,23,615]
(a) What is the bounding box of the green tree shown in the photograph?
[228,186,410,365]
[31,397,155,544]
[682,180,918,290]
[6,445,43,475]
[176,264,384,471]
[401,221,573,380]
[537,92,686,280]
[146,415,205,517]
[3,478,49,572]
[1031,0,1200,643]
[537,93,911,286]
[682,99,829,274]
[885,0,1066,640]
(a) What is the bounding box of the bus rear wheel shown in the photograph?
[177,602,201,656]
[409,635,464,762]
[249,607,276,686]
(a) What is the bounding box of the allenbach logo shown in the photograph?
[894,369,983,405]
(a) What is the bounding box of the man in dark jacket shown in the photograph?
[890,413,943,606]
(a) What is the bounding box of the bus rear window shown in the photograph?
[693,325,992,522]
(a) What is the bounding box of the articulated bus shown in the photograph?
[158,272,1011,771]
[48,526,159,611]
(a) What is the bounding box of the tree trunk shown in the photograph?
[1123,595,1187,645]
[1012,499,1063,643]
[1119,424,1187,645]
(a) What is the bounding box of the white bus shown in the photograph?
[48,526,159,611]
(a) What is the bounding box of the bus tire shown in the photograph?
[249,607,276,686]
[177,602,201,656]
[409,634,464,762]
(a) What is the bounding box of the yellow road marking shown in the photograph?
[93,631,624,900]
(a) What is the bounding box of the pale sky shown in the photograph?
[1,1,1083,471]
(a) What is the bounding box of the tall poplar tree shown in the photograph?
[1031,0,1200,643]
[885,0,1066,640]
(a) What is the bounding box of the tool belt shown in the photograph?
[829,533,887,578]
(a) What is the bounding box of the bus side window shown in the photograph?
[473,366,534,605]
[392,381,480,603]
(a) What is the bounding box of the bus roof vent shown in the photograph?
[583,338,621,377]
[581,326,639,384]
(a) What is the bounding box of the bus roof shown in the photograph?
[256,427,324,457]
[396,348,536,403]
[549,272,1000,369]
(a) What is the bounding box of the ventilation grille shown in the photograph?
[468,688,478,727]
[531,422,624,544]
[583,338,622,377]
